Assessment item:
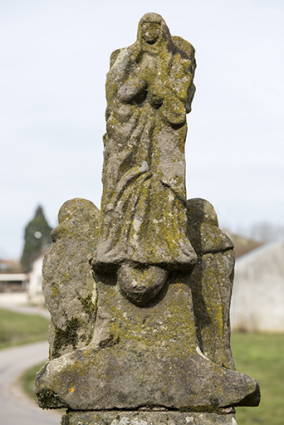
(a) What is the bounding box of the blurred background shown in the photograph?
[0,1,283,424]
[1,0,284,262]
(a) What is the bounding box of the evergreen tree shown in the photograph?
[20,205,52,271]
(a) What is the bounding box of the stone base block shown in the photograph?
[61,411,238,425]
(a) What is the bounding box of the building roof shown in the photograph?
[236,238,284,266]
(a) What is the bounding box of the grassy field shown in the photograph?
[231,332,284,425]
[0,308,49,349]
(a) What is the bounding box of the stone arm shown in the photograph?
[106,44,144,105]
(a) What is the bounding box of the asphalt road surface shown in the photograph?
[0,341,61,425]
[0,303,50,319]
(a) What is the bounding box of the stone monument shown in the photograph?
[35,13,260,425]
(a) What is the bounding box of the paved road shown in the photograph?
[0,303,50,319]
[0,341,61,425]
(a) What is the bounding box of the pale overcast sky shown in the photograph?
[1,0,284,259]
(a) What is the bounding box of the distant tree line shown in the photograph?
[20,206,52,272]
[248,222,284,243]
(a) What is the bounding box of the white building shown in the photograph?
[0,254,45,306]
[231,239,284,332]
[0,273,29,305]
[28,254,45,305]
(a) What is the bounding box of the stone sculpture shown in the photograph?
[93,12,197,304]
[35,13,260,425]
[42,198,100,359]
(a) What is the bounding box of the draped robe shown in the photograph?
[93,13,197,271]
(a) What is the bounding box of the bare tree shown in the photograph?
[249,222,284,243]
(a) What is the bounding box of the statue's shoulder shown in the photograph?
[172,36,196,74]
[109,48,122,68]
[172,36,195,60]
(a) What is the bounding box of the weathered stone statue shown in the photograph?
[35,13,260,425]
[93,12,197,305]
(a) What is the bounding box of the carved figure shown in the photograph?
[42,199,100,359]
[93,13,197,305]
[35,14,260,423]
[187,199,235,369]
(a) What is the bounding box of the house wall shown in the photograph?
[231,239,284,332]
[28,255,44,305]
[0,292,29,305]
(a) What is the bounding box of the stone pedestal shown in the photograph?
[61,411,238,425]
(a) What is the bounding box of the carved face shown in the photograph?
[141,22,161,44]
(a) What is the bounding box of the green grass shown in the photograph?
[231,332,284,425]
[20,361,46,401]
[0,308,49,349]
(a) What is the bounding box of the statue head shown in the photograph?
[140,21,161,44]
[137,13,171,53]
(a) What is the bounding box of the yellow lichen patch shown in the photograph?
[51,283,60,297]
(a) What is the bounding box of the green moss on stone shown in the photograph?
[51,318,81,359]
[78,294,96,317]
